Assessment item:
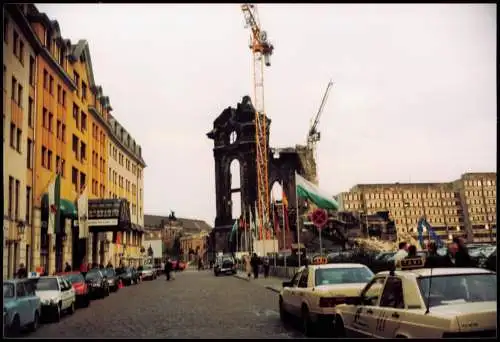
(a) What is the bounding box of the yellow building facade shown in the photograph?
[3,5,39,279]
[3,5,146,276]
[337,172,496,244]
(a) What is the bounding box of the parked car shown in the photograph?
[214,255,237,276]
[85,269,110,299]
[171,260,187,271]
[101,268,120,292]
[115,267,140,286]
[3,279,41,336]
[33,276,76,322]
[138,265,156,281]
[59,272,91,308]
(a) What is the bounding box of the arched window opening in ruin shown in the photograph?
[230,159,242,220]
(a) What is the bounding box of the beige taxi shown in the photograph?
[278,257,374,337]
[332,257,497,338]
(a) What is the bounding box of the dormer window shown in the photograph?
[59,47,65,67]
[127,135,130,147]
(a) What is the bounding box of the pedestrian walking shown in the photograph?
[405,245,417,259]
[244,255,252,280]
[452,237,473,267]
[64,262,72,272]
[80,259,89,277]
[425,242,453,268]
[197,258,203,271]
[263,256,270,278]
[250,253,260,279]
[16,263,27,279]
[165,258,173,281]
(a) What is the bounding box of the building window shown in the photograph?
[49,76,54,95]
[57,85,62,103]
[61,159,66,177]
[72,167,78,192]
[47,150,53,170]
[29,56,35,86]
[8,176,14,218]
[11,76,17,101]
[16,128,21,153]
[43,69,48,89]
[73,103,79,128]
[41,146,47,167]
[82,81,87,101]
[62,90,66,107]
[17,84,23,106]
[81,112,87,131]
[56,120,61,139]
[26,186,31,224]
[27,138,33,169]
[72,135,79,160]
[73,71,80,95]
[61,124,66,142]
[28,97,34,127]
[42,107,47,129]
[80,142,86,161]
[80,172,86,192]
[13,30,19,56]
[19,40,24,65]
[10,123,16,148]
[48,112,53,133]
[15,179,20,219]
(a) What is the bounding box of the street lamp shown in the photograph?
[16,220,26,236]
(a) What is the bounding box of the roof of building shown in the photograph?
[144,214,212,233]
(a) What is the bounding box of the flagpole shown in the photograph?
[243,207,248,253]
[281,181,286,252]
[295,172,301,268]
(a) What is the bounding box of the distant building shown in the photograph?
[180,231,210,263]
[336,172,496,244]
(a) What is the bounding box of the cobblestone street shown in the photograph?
[28,270,303,339]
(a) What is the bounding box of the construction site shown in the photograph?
[206,4,406,258]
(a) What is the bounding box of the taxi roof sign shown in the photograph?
[397,257,425,271]
[312,255,328,265]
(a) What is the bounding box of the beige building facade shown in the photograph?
[337,172,496,244]
[3,9,38,278]
[105,114,146,266]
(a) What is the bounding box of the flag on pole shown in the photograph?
[77,187,89,239]
[282,189,290,231]
[229,219,238,242]
[249,205,257,239]
[47,174,61,236]
[254,204,261,240]
[295,172,339,210]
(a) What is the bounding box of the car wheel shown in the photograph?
[68,301,75,315]
[29,310,40,332]
[8,314,21,337]
[301,306,314,337]
[333,315,346,337]
[279,298,288,323]
[54,304,61,322]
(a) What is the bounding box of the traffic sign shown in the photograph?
[311,209,328,229]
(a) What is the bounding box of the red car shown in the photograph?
[58,272,90,308]
[171,260,186,271]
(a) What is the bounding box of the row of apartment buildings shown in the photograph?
[3,4,146,278]
[335,172,497,244]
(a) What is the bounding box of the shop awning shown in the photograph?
[88,198,131,232]
[131,223,145,233]
[41,193,78,218]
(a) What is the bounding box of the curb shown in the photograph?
[265,285,281,293]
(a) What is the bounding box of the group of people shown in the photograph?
[243,253,271,280]
[394,237,473,268]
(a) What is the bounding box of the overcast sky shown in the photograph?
[36,4,496,225]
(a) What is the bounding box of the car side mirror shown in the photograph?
[282,281,292,288]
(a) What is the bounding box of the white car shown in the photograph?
[279,262,374,336]
[34,276,76,322]
[333,258,497,338]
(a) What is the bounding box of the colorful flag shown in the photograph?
[295,172,339,210]
[272,200,281,234]
[249,205,257,240]
[254,204,261,240]
[282,189,290,232]
[47,174,61,236]
[77,187,89,239]
[229,219,238,242]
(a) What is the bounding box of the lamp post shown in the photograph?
[17,220,26,237]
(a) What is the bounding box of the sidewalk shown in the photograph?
[233,271,283,294]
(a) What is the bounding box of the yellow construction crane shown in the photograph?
[241,3,274,240]
[307,80,334,164]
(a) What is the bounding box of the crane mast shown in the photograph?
[241,4,274,240]
[307,80,333,161]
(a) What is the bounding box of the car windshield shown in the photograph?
[36,278,59,291]
[103,268,115,277]
[85,271,101,281]
[143,265,153,270]
[65,273,84,284]
[315,267,374,286]
[3,283,14,298]
[417,273,497,307]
